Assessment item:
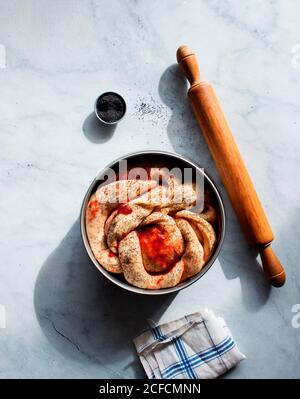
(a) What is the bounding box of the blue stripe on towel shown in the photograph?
[162,336,234,379]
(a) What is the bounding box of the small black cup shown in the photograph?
[94,92,126,125]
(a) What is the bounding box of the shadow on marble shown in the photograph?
[158,64,216,170]
[158,64,271,310]
[34,219,176,378]
[218,218,272,311]
[82,112,116,143]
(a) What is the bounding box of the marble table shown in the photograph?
[0,0,300,379]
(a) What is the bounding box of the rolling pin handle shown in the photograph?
[259,245,286,287]
[176,45,201,87]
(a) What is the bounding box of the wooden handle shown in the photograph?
[260,246,286,287]
[176,45,201,87]
[177,45,286,287]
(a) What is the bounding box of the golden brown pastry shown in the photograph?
[86,177,217,289]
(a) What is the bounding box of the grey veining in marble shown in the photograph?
[0,0,300,379]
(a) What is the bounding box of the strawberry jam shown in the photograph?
[117,204,133,215]
[138,225,180,271]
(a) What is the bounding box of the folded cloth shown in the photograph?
[134,309,245,379]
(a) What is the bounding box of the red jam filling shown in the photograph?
[117,204,133,215]
[138,225,180,271]
[108,250,116,258]
[88,200,100,221]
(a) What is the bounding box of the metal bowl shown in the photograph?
[80,150,225,295]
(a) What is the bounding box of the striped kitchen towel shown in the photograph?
[134,309,245,379]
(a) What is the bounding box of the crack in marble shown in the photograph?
[39,314,125,378]
[42,315,81,353]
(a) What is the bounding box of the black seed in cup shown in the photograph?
[96,92,126,123]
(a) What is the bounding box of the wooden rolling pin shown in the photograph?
[177,45,286,287]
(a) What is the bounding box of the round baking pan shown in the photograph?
[80,150,225,295]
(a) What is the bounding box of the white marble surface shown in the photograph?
[0,0,300,379]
